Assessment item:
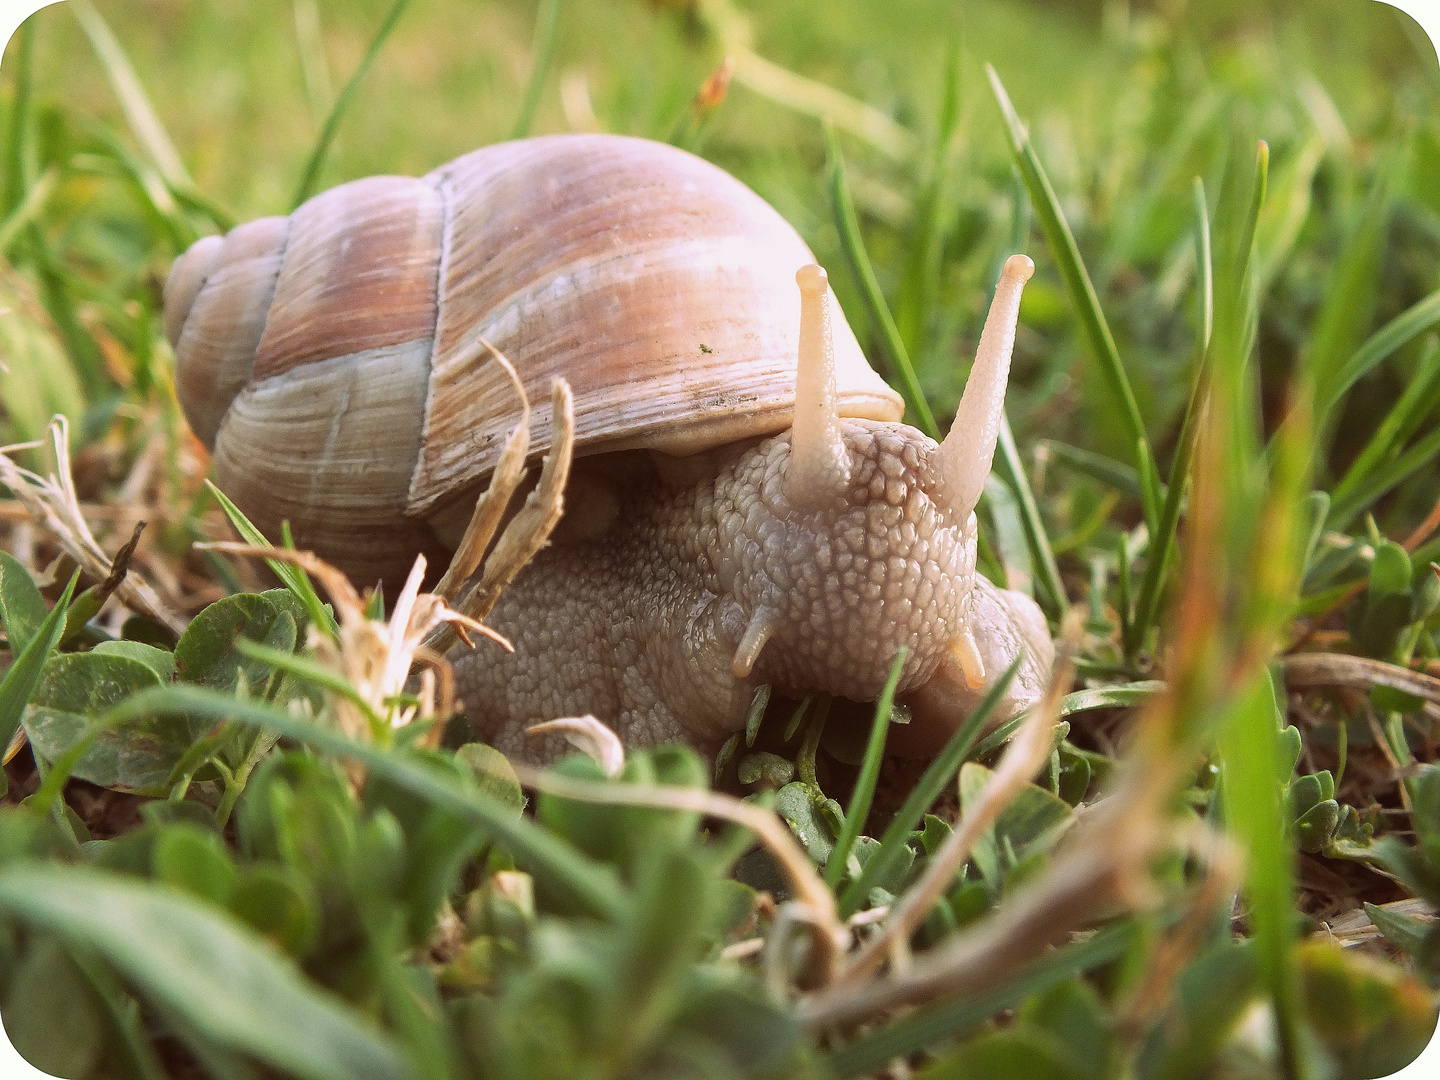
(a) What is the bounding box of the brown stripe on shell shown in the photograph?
[253,175,442,381]
[173,216,289,449]
[408,134,901,513]
[211,337,447,589]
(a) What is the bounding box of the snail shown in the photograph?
[164,133,1054,760]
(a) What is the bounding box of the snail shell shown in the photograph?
[165,133,902,588]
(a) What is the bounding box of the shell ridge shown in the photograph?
[408,170,455,511]
[243,213,294,392]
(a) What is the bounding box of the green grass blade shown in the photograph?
[102,683,627,922]
[894,40,960,362]
[233,638,381,729]
[825,124,939,439]
[0,866,412,1080]
[823,649,905,888]
[0,165,56,256]
[1194,176,1213,354]
[2,19,34,217]
[1330,339,1440,507]
[838,660,1019,918]
[0,569,79,797]
[1042,441,1144,499]
[994,417,1064,617]
[1218,670,1306,1079]
[510,0,563,139]
[72,0,191,190]
[986,64,1160,531]
[291,0,413,209]
[1308,169,1391,430]
[206,481,340,642]
[1322,286,1440,420]
[1327,422,1440,531]
[824,919,1136,1077]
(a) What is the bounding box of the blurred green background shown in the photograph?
[1,0,1438,528]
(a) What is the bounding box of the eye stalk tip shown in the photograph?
[796,263,829,295]
[1002,253,1034,282]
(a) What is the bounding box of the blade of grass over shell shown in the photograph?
[837,659,1018,918]
[823,649,905,888]
[1321,286,1440,422]
[98,683,627,922]
[207,481,339,642]
[994,418,1063,618]
[825,124,939,440]
[986,64,1160,532]
[510,0,563,139]
[0,570,79,797]
[71,1,191,190]
[292,0,413,209]
[824,919,1137,1078]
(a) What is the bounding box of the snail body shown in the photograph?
[166,133,1053,759]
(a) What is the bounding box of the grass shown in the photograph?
[0,1,1439,1078]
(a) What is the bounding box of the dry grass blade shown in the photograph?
[472,379,574,606]
[512,763,845,984]
[0,417,186,635]
[525,716,624,777]
[836,646,1075,987]
[431,341,531,598]
[1283,652,1440,721]
[801,755,1175,1030]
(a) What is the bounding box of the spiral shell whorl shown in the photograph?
[164,134,904,588]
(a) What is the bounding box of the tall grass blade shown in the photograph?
[1194,176,1213,353]
[72,1,191,189]
[825,125,939,439]
[292,0,413,210]
[207,481,340,643]
[511,0,563,139]
[994,418,1064,617]
[823,650,905,888]
[1330,339,1440,508]
[895,41,961,362]
[1322,286,1440,420]
[1327,422,1440,530]
[986,64,1161,531]
[837,660,1018,918]
[1307,167,1391,434]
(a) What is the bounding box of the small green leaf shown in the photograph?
[774,782,837,865]
[153,824,239,905]
[455,743,526,815]
[1371,540,1414,596]
[93,640,176,682]
[1,935,105,1079]
[0,551,47,653]
[174,592,296,694]
[230,865,320,958]
[24,651,190,792]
